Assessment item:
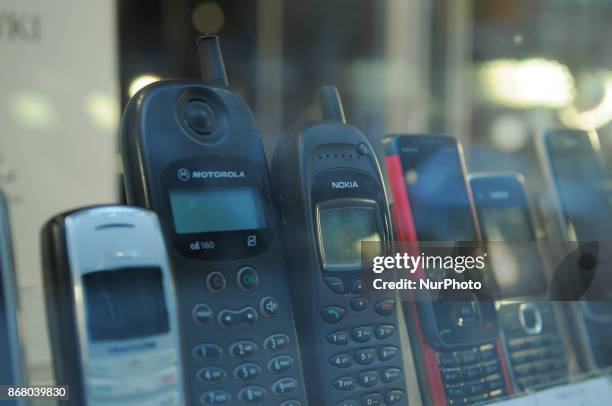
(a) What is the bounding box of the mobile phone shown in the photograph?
[537,129,612,370]
[121,35,307,405]
[271,86,411,406]
[41,205,184,405]
[469,173,570,391]
[384,134,512,405]
[0,192,26,406]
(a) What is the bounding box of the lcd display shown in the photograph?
[547,133,612,241]
[169,187,266,234]
[83,267,169,341]
[318,206,381,270]
[479,205,548,298]
[400,143,477,242]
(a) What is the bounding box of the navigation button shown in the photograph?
[237,267,259,291]
[324,277,346,294]
[218,307,258,328]
[206,271,226,293]
[193,303,213,324]
[352,279,365,293]
[321,306,346,323]
[351,297,368,311]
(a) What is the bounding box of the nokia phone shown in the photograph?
[537,129,612,371]
[469,173,570,391]
[271,86,411,406]
[384,134,512,405]
[121,35,307,405]
[41,205,184,405]
[0,192,26,406]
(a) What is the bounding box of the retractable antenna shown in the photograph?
[320,85,346,123]
[197,34,228,86]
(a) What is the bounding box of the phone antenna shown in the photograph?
[320,85,346,123]
[197,34,228,86]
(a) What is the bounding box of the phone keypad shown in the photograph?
[322,276,405,406]
[500,302,569,390]
[438,344,507,405]
[193,265,304,405]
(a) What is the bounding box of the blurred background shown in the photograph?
[2,0,612,386]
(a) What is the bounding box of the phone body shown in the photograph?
[537,129,612,371]
[271,87,411,406]
[384,134,512,405]
[469,173,570,391]
[0,192,26,406]
[41,205,184,405]
[121,35,307,405]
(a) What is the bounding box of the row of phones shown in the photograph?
[3,34,604,406]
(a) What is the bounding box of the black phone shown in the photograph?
[0,192,26,406]
[469,173,570,391]
[121,35,307,405]
[538,129,612,370]
[384,134,512,405]
[41,206,185,405]
[271,87,409,406]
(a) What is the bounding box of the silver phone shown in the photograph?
[0,192,26,406]
[42,205,185,405]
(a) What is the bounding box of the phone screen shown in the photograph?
[318,205,381,270]
[476,196,548,299]
[400,141,477,242]
[84,267,169,341]
[546,132,612,241]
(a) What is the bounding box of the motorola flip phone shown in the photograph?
[0,192,26,406]
[537,129,612,371]
[121,35,307,405]
[271,87,410,406]
[469,173,570,391]
[384,135,512,405]
[41,206,184,405]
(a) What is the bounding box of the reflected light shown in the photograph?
[85,92,119,132]
[9,91,57,130]
[128,74,161,97]
[490,114,528,152]
[192,2,225,34]
[479,58,575,108]
[559,73,612,130]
